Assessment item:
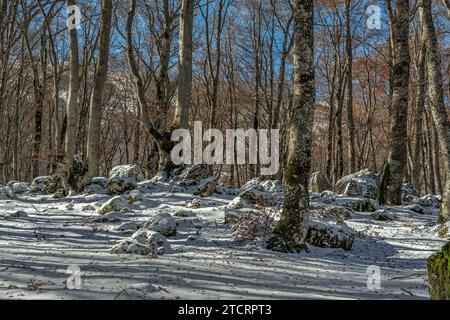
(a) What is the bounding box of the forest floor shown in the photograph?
[0,179,447,300]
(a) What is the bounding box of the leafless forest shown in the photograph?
[0,0,449,300]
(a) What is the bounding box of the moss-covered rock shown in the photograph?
[427,242,450,300]
[31,175,62,194]
[338,197,378,212]
[306,220,355,251]
[97,196,128,215]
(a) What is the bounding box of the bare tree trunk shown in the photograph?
[84,0,113,184]
[267,0,314,253]
[412,43,426,189]
[172,0,194,130]
[378,0,410,205]
[425,108,436,194]
[419,0,450,223]
[433,121,443,195]
[345,0,356,174]
[62,0,81,193]
[126,0,176,176]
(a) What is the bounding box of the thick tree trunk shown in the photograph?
[419,0,450,223]
[345,0,356,174]
[412,43,426,190]
[379,0,410,205]
[85,0,113,184]
[172,0,194,130]
[61,0,81,193]
[126,0,176,176]
[267,0,314,253]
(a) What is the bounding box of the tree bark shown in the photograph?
[62,0,81,193]
[412,43,426,190]
[172,0,194,130]
[378,0,410,205]
[84,0,113,184]
[345,0,356,174]
[419,0,450,223]
[267,0,314,252]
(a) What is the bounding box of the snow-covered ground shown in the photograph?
[0,179,447,300]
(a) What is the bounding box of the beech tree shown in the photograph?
[267,0,315,252]
[61,0,81,193]
[378,0,411,205]
[84,0,113,186]
[418,0,450,223]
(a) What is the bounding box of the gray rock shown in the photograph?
[97,196,128,215]
[109,165,145,182]
[127,190,144,203]
[111,229,172,256]
[335,169,380,199]
[417,195,440,208]
[7,181,30,194]
[144,213,177,237]
[106,176,137,195]
[31,175,62,194]
[338,197,378,212]
[310,204,353,222]
[306,220,355,251]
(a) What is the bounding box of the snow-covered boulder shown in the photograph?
[31,175,62,194]
[97,196,128,215]
[7,181,30,194]
[334,174,354,194]
[306,220,355,251]
[111,229,172,257]
[239,178,283,207]
[241,178,265,191]
[84,177,109,193]
[194,176,217,197]
[335,169,380,199]
[427,242,450,300]
[315,190,338,204]
[127,190,144,203]
[260,180,283,193]
[143,212,177,237]
[310,203,353,222]
[309,171,332,193]
[416,195,440,208]
[106,176,137,195]
[404,204,433,215]
[114,221,143,232]
[227,196,251,209]
[232,210,276,240]
[239,187,282,208]
[109,165,145,182]
[337,197,378,212]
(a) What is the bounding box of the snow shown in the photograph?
[0,178,447,300]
